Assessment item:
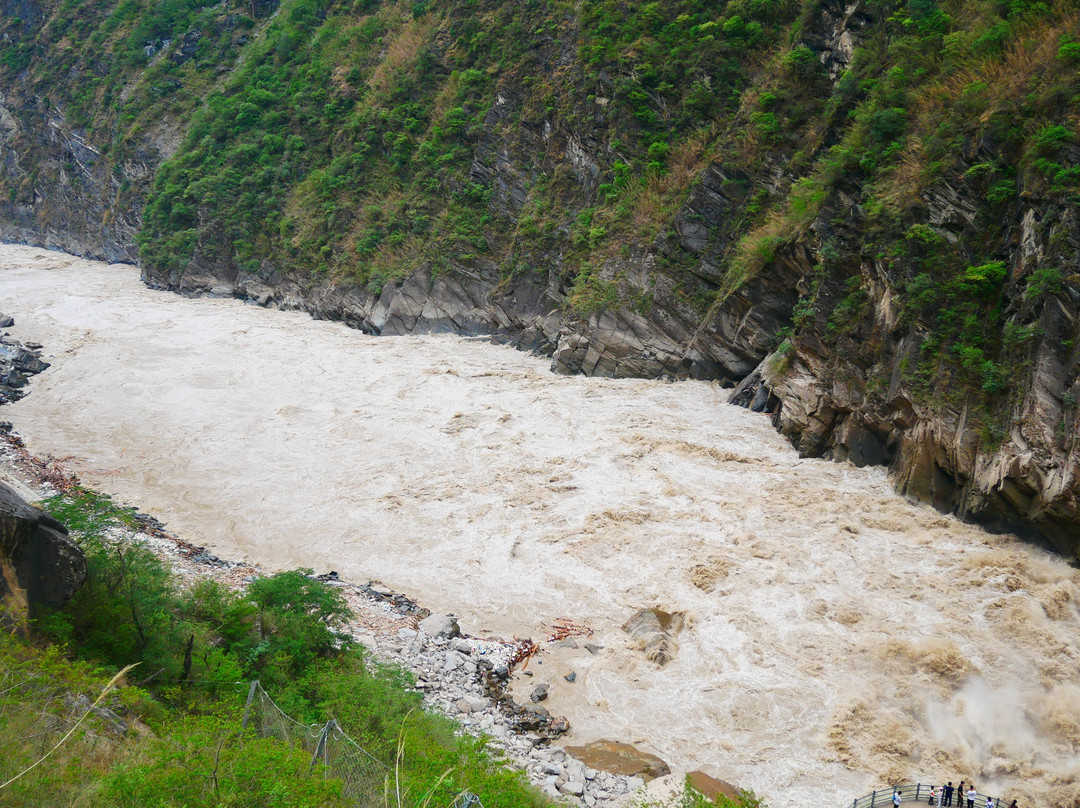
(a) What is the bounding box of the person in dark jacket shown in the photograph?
[944,783,955,807]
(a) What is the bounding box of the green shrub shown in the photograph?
[1025,266,1063,301]
[959,261,1008,298]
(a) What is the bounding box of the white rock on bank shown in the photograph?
[418,614,460,638]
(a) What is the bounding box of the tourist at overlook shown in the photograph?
[944,782,955,807]
[894,790,903,808]
[967,785,978,808]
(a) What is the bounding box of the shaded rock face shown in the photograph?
[0,88,152,264]
[0,482,86,625]
[729,192,1080,558]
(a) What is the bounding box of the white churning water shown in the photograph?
[1,245,1078,808]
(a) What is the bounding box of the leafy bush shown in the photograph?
[1025,266,1063,301]
[958,261,1008,299]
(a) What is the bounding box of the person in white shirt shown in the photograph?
[967,786,978,808]
[894,791,903,808]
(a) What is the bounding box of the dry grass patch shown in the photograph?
[368,13,439,97]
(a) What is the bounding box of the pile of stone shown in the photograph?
[354,611,648,805]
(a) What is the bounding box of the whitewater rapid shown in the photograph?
[1,245,1077,807]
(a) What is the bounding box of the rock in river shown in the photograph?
[565,739,671,781]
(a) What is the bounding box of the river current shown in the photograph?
[1,245,1077,807]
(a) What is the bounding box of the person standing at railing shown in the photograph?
[985,796,994,808]
[944,782,955,807]
[967,785,977,808]
[957,781,966,807]
[929,787,939,806]
[893,789,902,808]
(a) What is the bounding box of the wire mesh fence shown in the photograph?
[239,680,483,808]
[241,680,391,804]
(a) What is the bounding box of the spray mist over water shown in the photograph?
[0,246,1078,808]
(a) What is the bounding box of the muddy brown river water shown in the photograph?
[1,245,1078,807]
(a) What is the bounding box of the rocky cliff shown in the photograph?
[0,481,86,629]
[1,0,1078,554]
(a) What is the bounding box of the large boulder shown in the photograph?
[418,613,460,638]
[0,482,86,627]
[621,608,685,666]
[565,739,671,781]
[686,771,743,804]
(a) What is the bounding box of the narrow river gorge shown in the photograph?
[1,244,1078,808]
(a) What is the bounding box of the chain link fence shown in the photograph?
[241,680,485,808]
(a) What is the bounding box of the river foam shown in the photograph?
[1,245,1077,807]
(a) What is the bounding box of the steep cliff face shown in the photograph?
[0,86,151,263]
[1,0,1078,553]
[0,0,268,259]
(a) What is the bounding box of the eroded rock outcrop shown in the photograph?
[0,482,86,626]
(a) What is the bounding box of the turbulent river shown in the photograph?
[1,245,1078,808]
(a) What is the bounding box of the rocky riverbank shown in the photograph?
[0,427,695,807]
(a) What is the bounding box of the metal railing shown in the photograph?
[851,784,1016,808]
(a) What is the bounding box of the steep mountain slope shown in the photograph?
[1,0,1079,552]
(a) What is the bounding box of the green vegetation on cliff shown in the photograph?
[133,0,802,290]
[124,0,1080,412]
[4,0,1077,370]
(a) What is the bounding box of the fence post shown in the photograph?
[241,680,259,730]
[310,719,334,773]
[324,719,335,767]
